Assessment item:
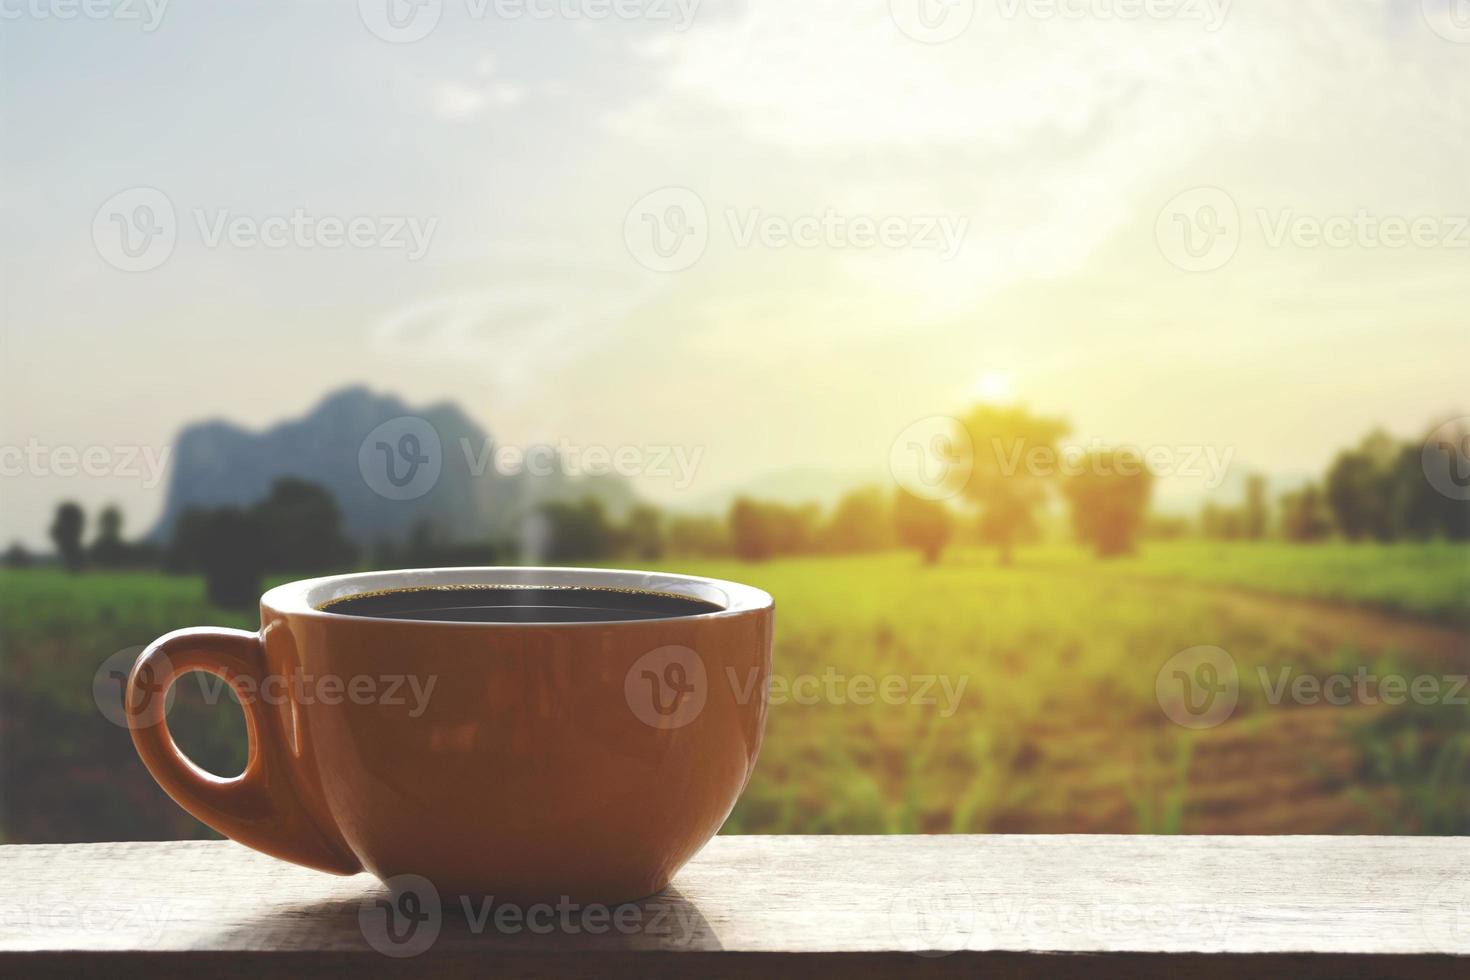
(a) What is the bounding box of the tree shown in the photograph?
[892,489,953,564]
[1318,425,1470,543]
[1242,474,1269,540]
[728,497,819,562]
[540,498,614,561]
[666,515,730,557]
[729,498,773,562]
[1325,431,1397,541]
[820,486,894,553]
[1062,449,1155,558]
[49,502,86,572]
[90,505,128,568]
[958,406,1070,566]
[1280,484,1332,543]
[1394,431,1470,542]
[165,508,210,573]
[400,518,505,567]
[1144,514,1191,540]
[3,542,33,568]
[252,478,357,572]
[196,508,267,610]
[620,505,664,562]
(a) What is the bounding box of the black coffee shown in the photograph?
[320,585,723,623]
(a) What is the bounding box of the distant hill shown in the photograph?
[148,386,636,547]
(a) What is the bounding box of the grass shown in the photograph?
[2,539,1466,842]
[1019,539,1470,626]
[636,542,1469,834]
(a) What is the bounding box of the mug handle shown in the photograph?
[126,627,361,874]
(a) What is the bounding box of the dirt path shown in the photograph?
[1038,566,1469,664]
[1008,574,1467,835]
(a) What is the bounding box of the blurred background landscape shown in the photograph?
[3,387,1466,842]
[2,1,1468,843]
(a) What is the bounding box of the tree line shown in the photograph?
[1201,427,1468,544]
[8,409,1463,605]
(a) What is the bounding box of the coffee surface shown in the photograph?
[320,585,723,623]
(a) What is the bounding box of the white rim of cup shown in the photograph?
[261,566,773,628]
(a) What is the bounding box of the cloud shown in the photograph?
[604,0,1469,317]
[427,56,526,120]
[366,256,659,404]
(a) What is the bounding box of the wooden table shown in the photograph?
[1,835,1466,977]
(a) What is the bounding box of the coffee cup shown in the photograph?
[126,566,773,903]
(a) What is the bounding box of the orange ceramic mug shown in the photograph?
[126,567,773,903]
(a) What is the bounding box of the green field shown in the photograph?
[3,540,1467,843]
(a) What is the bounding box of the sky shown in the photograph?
[1,0,1467,547]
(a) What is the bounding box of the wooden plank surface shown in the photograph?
[1,835,1466,978]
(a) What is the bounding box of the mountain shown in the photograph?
[148,386,636,547]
